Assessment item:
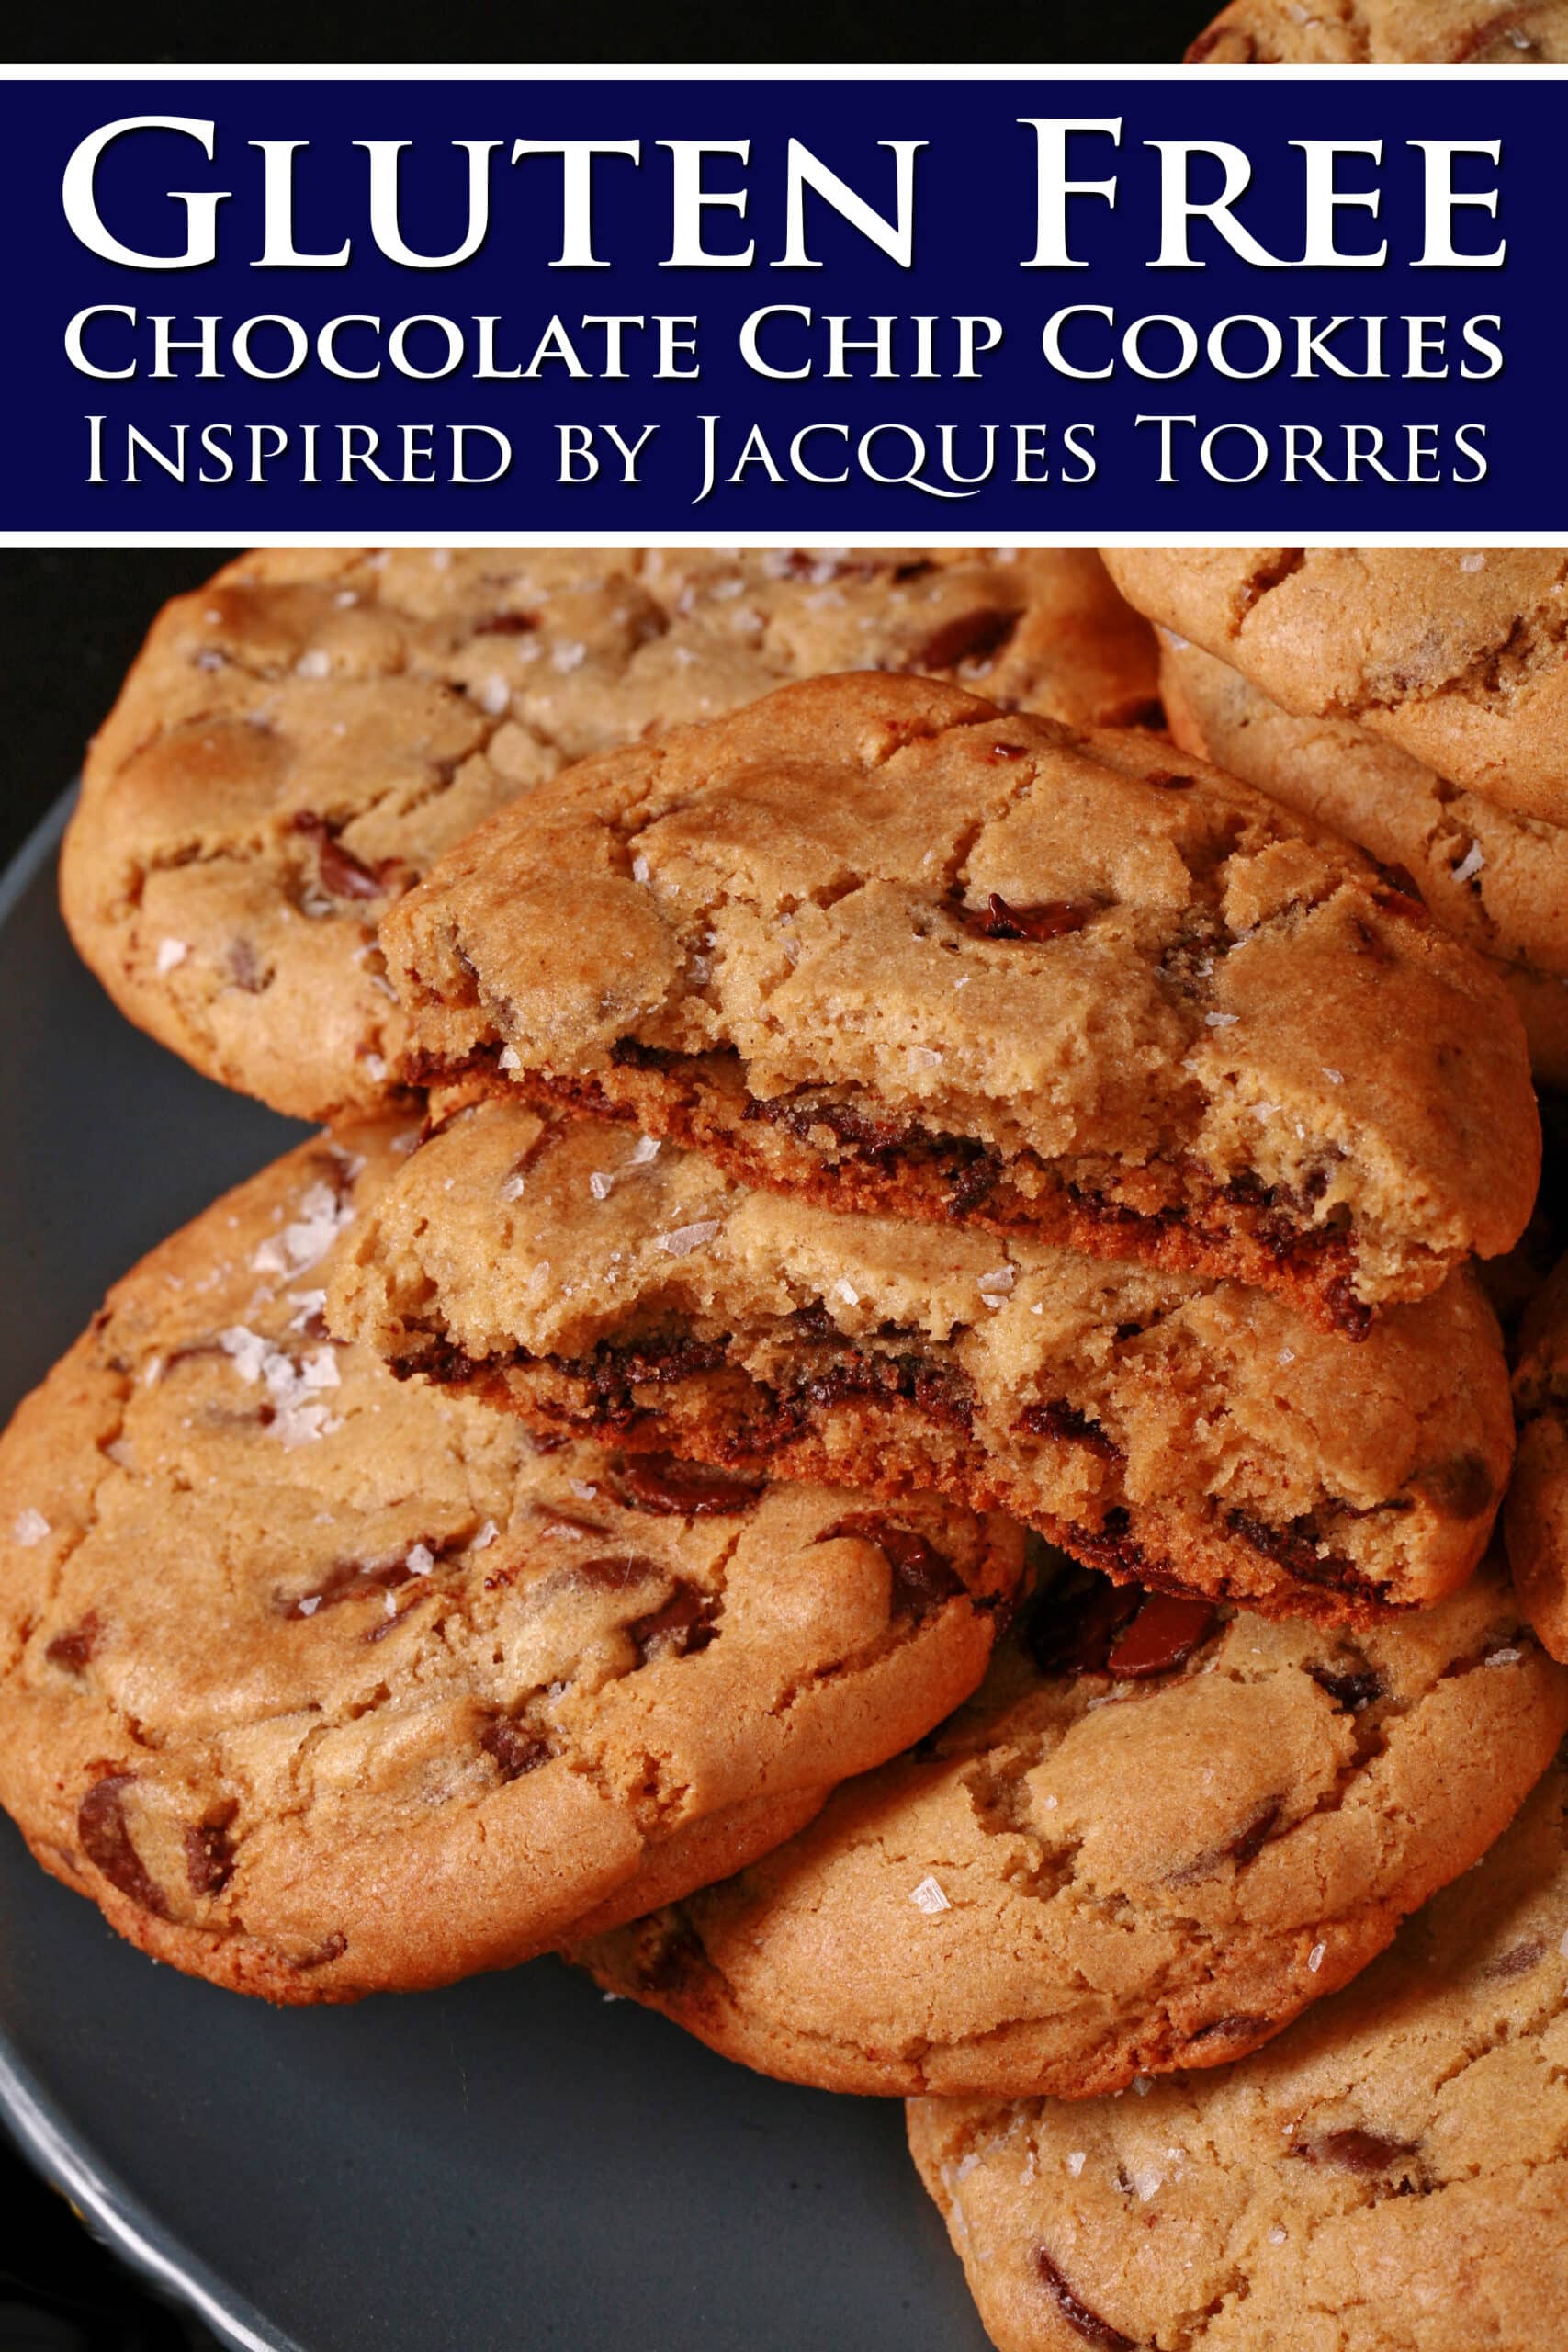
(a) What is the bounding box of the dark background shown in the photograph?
[0,5,1208,2341]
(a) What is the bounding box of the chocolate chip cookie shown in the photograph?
[327,1097,1514,1627]
[61,548,1155,1122]
[578,1554,1566,2097]
[1160,632,1568,1091]
[1506,1251,1568,1662]
[1188,0,1568,60]
[1103,549,1568,826]
[0,1124,1022,2002]
[382,672,1538,1333]
[909,1754,1568,2352]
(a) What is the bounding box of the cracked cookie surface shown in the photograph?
[1103,548,1568,825]
[381,673,1537,1329]
[60,547,1154,1122]
[326,1096,1514,1627]
[1160,633,1568,1091]
[1506,1252,1568,1661]
[909,1755,1568,2352]
[0,1122,1022,2003]
[1187,0,1568,59]
[578,1555,1567,2098]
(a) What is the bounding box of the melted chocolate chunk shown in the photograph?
[481,1718,554,1781]
[610,1036,676,1071]
[820,1514,962,1615]
[1188,2011,1269,2043]
[45,1612,101,1674]
[911,605,1021,672]
[185,1817,236,1897]
[629,1582,720,1664]
[473,611,538,635]
[290,1931,347,1972]
[1032,2250,1136,2352]
[1292,2129,1421,2178]
[1224,1510,1372,1596]
[1017,1398,1119,1457]
[292,811,393,901]
[1309,1663,1385,1713]
[1025,1567,1142,1678]
[77,1776,169,1918]
[285,1540,447,1619]
[1413,1453,1495,1521]
[746,1091,915,1157]
[798,1348,976,1434]
[1065,1508,1151,1586]
[572,1553,664,1593]
[1226,1797,1283,1867]
[616,1454,761,1517]
[944,1145,1001,1216]
[954,893,1096,944]
[1105,1592,1218,1679]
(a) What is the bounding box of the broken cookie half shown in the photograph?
[379,673,1539,1337]
[327,1098,1514,1628]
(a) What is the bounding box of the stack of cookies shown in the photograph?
[4,543,1568,2349]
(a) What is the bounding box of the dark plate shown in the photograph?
[0,797,988,2352]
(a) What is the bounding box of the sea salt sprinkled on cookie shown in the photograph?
[498,1046,522,1073]
[658,1220,722,1259]
[909,1876,951,1915]
[405,1543,434,1577]
[1308,1941,1326,1972]
[155,938,188,975]
[1452,841,1485,884]
[1066,2152,1087,2177]
[10,1510,49,1547]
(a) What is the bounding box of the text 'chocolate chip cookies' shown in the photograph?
[327,1097,1513,1627]
[579,1557,1567,2097]
[0,1125,1022,2000]
[60,548,1155,1124]
[379,673,1538,1336]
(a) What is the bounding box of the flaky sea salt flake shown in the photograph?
[658,1220,722,1259]
[909,1875,951,1915]
[12,1509,50,1547]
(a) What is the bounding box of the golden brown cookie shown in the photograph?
[1103,548,1568,826]
[0,1124,1022,2003]
[381,670,1539,1332]
[327,1096,1514,1628]
[909,1755,1568,2352]
[1506,1252,1568,1661]
[1188,0,1568,59]
[60,548,1155,1122]
[579,1555,1567,2097]
[1160,632,1568,1091]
